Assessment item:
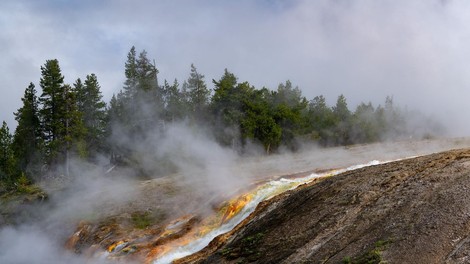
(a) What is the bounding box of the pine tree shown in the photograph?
[39,59,66,162]
[63,84,87,166]
[38,59,86,173]
[107,92,124,127]
[0,121,16,183]
[270,81,308,150]
[162,79,186,122]
[211,69,242,146]
[123,46,138,100]
[186,64,210,122]
[307,95,335,144]
[75,74,107,157]
[121,47,162,128]
[136,50,163,122]
[332,94,352,145]
[12,83,43,177]
[351,102,378,143]
[241,88,281,154]
[73,78,85,111]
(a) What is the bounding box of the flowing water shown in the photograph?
[153,160,384,264]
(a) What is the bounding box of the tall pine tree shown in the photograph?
[39,59,66,163]
[13,83,43,177]
[39,59,85,174]
[187,64,210,122]
[74,74,107,158]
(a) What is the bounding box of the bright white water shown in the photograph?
[153,160,383,264]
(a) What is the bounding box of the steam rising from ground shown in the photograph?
[0,161,136,264]
[0,122,250,263]
[1,120,470,264]
[154,123,249,196]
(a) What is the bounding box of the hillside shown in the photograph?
[179,148,470,264]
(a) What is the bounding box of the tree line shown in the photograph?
[0,46,426,188]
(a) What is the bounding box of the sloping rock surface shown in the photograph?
[181,149,470,264]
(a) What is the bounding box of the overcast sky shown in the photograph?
[1,0,470,135]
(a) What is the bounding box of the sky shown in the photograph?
[1,0,470,135]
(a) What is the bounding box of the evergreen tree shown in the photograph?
[273,80,305,108]
[39,60,86,173]
[0,121,16,183]
[211,69,239,124]
[121,47,161,129]
[63,84,87,175]
[351,102,379,143]
[107,92,125,127]
[38,59,66,162]
[186,64,210,122]
[307,95,335,144]
[105,92,125,161]
[136,50,163,122]
[211,69,243,147]
[73,78,85,111]
[162,79,186,122]
[75,74,107,157]
[332,94,352,145]
[270,81,308,150]
[12,83,43,177]
[241,88,281,153]
[123,46,138,100]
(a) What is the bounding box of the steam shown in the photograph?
[3,1,470,263]
[0,121,251,264]
[0,159,135,264]
[1,117,470,263]
[0,226,80,264]
[154,123,249,196]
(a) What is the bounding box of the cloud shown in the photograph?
[1,0,470,134]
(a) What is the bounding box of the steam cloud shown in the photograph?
[2,0,470,263]
[0,122,251,263]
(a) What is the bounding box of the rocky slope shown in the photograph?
[179,148,470,264]
[58,138,470,263]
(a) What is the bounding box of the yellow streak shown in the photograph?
[146,192,254,263]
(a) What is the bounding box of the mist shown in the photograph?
[0,121,254,263]
[3,0,470,263]
[0,160,137,264]
[2,0,470,136]
[1,117,470,263]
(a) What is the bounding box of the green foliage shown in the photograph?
[14,173,42,194]
[38,59,86,167]
[211,69,245,147]
[131,211,153,229]
[186,64,210,122]
[74,74,107,158]
[162,79,187,122]
[0,121,17,183]
[2,47,434,183]
[12,83,43,179]
[130,210,165,229]
[39,59,66,161]
[241,88,282,153]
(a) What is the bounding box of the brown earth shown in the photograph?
[178,148,470,264]
[60,138,470,263]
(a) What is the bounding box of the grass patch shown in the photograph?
[130,210,166,229]
[131,211,153,229]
